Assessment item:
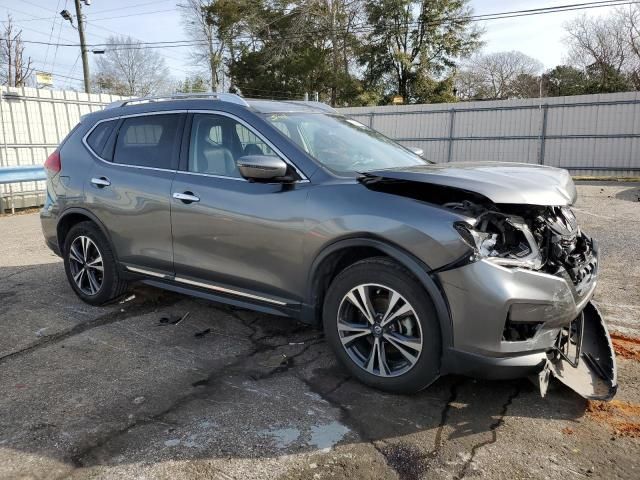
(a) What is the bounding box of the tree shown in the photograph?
[584,62,632,93]
[92,36,171,96]
[180,0,484,105]
[565,14,628,73]
[456,51,543,99]
[542,65,588,97]
[177,74,209,93]
[179,0,226,91]
[219,1,365,105]
[362,0,482,103]
[617,4,640,88]
[0,15,34,87]
[564,13,632,93]
[298,0,365,105]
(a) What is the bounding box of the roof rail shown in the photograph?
[104,92,250,109]
[282,100,337,114]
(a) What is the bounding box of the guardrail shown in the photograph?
[0,165,45,214]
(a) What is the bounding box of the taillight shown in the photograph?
[44,150,61,174]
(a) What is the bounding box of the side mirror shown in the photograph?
[237,155,288,181]
[409,147,424,157]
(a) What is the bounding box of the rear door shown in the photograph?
[85,112,185,275]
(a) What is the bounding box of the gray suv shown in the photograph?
[40,93,616,399]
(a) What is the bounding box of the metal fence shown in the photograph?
[2,88,638,213]
[0,86,123,212]
[339,91,640,176]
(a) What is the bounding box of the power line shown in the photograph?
[49,0,68,75]
[4,0,637,49]
[6,1,178,23]
[89,0,176,16]
[0,60,84,82]
[83,21,193,72]
[42,0,62,71]
[90,8,178,23]
[0,1,195,79]
[12,0,57,14]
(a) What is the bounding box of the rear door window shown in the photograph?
[113,114,182,169]
[86,119,117,157]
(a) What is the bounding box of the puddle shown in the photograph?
[259,427,301,449]
[308,421,350,451]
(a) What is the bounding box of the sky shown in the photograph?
[0,0,625,92]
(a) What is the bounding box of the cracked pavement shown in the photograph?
[1,182,639,479]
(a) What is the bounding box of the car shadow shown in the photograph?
[0,262,589,476]
[614,185,640,202]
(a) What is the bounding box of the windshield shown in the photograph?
[262,113,430,174]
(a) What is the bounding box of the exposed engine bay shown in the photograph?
[444,202,615,400]
[359,173,616,400]
[446,200,597,285]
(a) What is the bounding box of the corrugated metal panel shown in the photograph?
[0,86,124,212]
[338,91,640,173]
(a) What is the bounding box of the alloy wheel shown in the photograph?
[68,235,104,296]
[336,283,423,377]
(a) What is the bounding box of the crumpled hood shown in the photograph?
[367,161,577,206]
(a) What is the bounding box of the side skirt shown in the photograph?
[119,264,303,319]
[140,278,301,318]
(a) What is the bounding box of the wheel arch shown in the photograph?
[305,236,453,350]
[56,208,117,260]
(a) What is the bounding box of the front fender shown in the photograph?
[306,236,454,352]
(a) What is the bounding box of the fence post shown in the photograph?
[0,89,13,214]
[538,104,548,165]
[446,108,456,162]
[0,88,3,214]
[368,112,375,129]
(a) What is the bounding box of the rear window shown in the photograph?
[113,114,181,169]
[86,119,117,156]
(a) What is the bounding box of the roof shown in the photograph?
[103,93,336,115]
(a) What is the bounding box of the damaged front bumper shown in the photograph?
[438,255,617,400]
[540,302,617,400]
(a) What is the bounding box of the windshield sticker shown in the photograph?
[269,114,288,121]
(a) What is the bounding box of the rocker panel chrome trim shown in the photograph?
[174,276,288,306]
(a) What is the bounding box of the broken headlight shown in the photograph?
[454,215,543,270]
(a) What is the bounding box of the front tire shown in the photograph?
[323,257,441,393]
[63,221,127,305]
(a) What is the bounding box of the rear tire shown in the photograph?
[323,257,441,393]
[63,221,128,305]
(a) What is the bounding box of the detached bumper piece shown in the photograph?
[539,302,617,400]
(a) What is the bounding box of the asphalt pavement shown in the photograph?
[0,182,638,479]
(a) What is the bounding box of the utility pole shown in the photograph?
[74,0,90,93]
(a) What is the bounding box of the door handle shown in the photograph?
[91,177,111,188]
[173,191,200,203]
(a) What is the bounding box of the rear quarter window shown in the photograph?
[85,119,117,157]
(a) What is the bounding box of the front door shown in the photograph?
[170,112,309,304]
[86,112,185,274]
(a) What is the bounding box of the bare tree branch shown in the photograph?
[0,15,34,87]
[92,36,172,96]
[456,51,543,99]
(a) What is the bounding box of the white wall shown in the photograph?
[0,86,124,211]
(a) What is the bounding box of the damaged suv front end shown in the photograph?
[361,163,617,400]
